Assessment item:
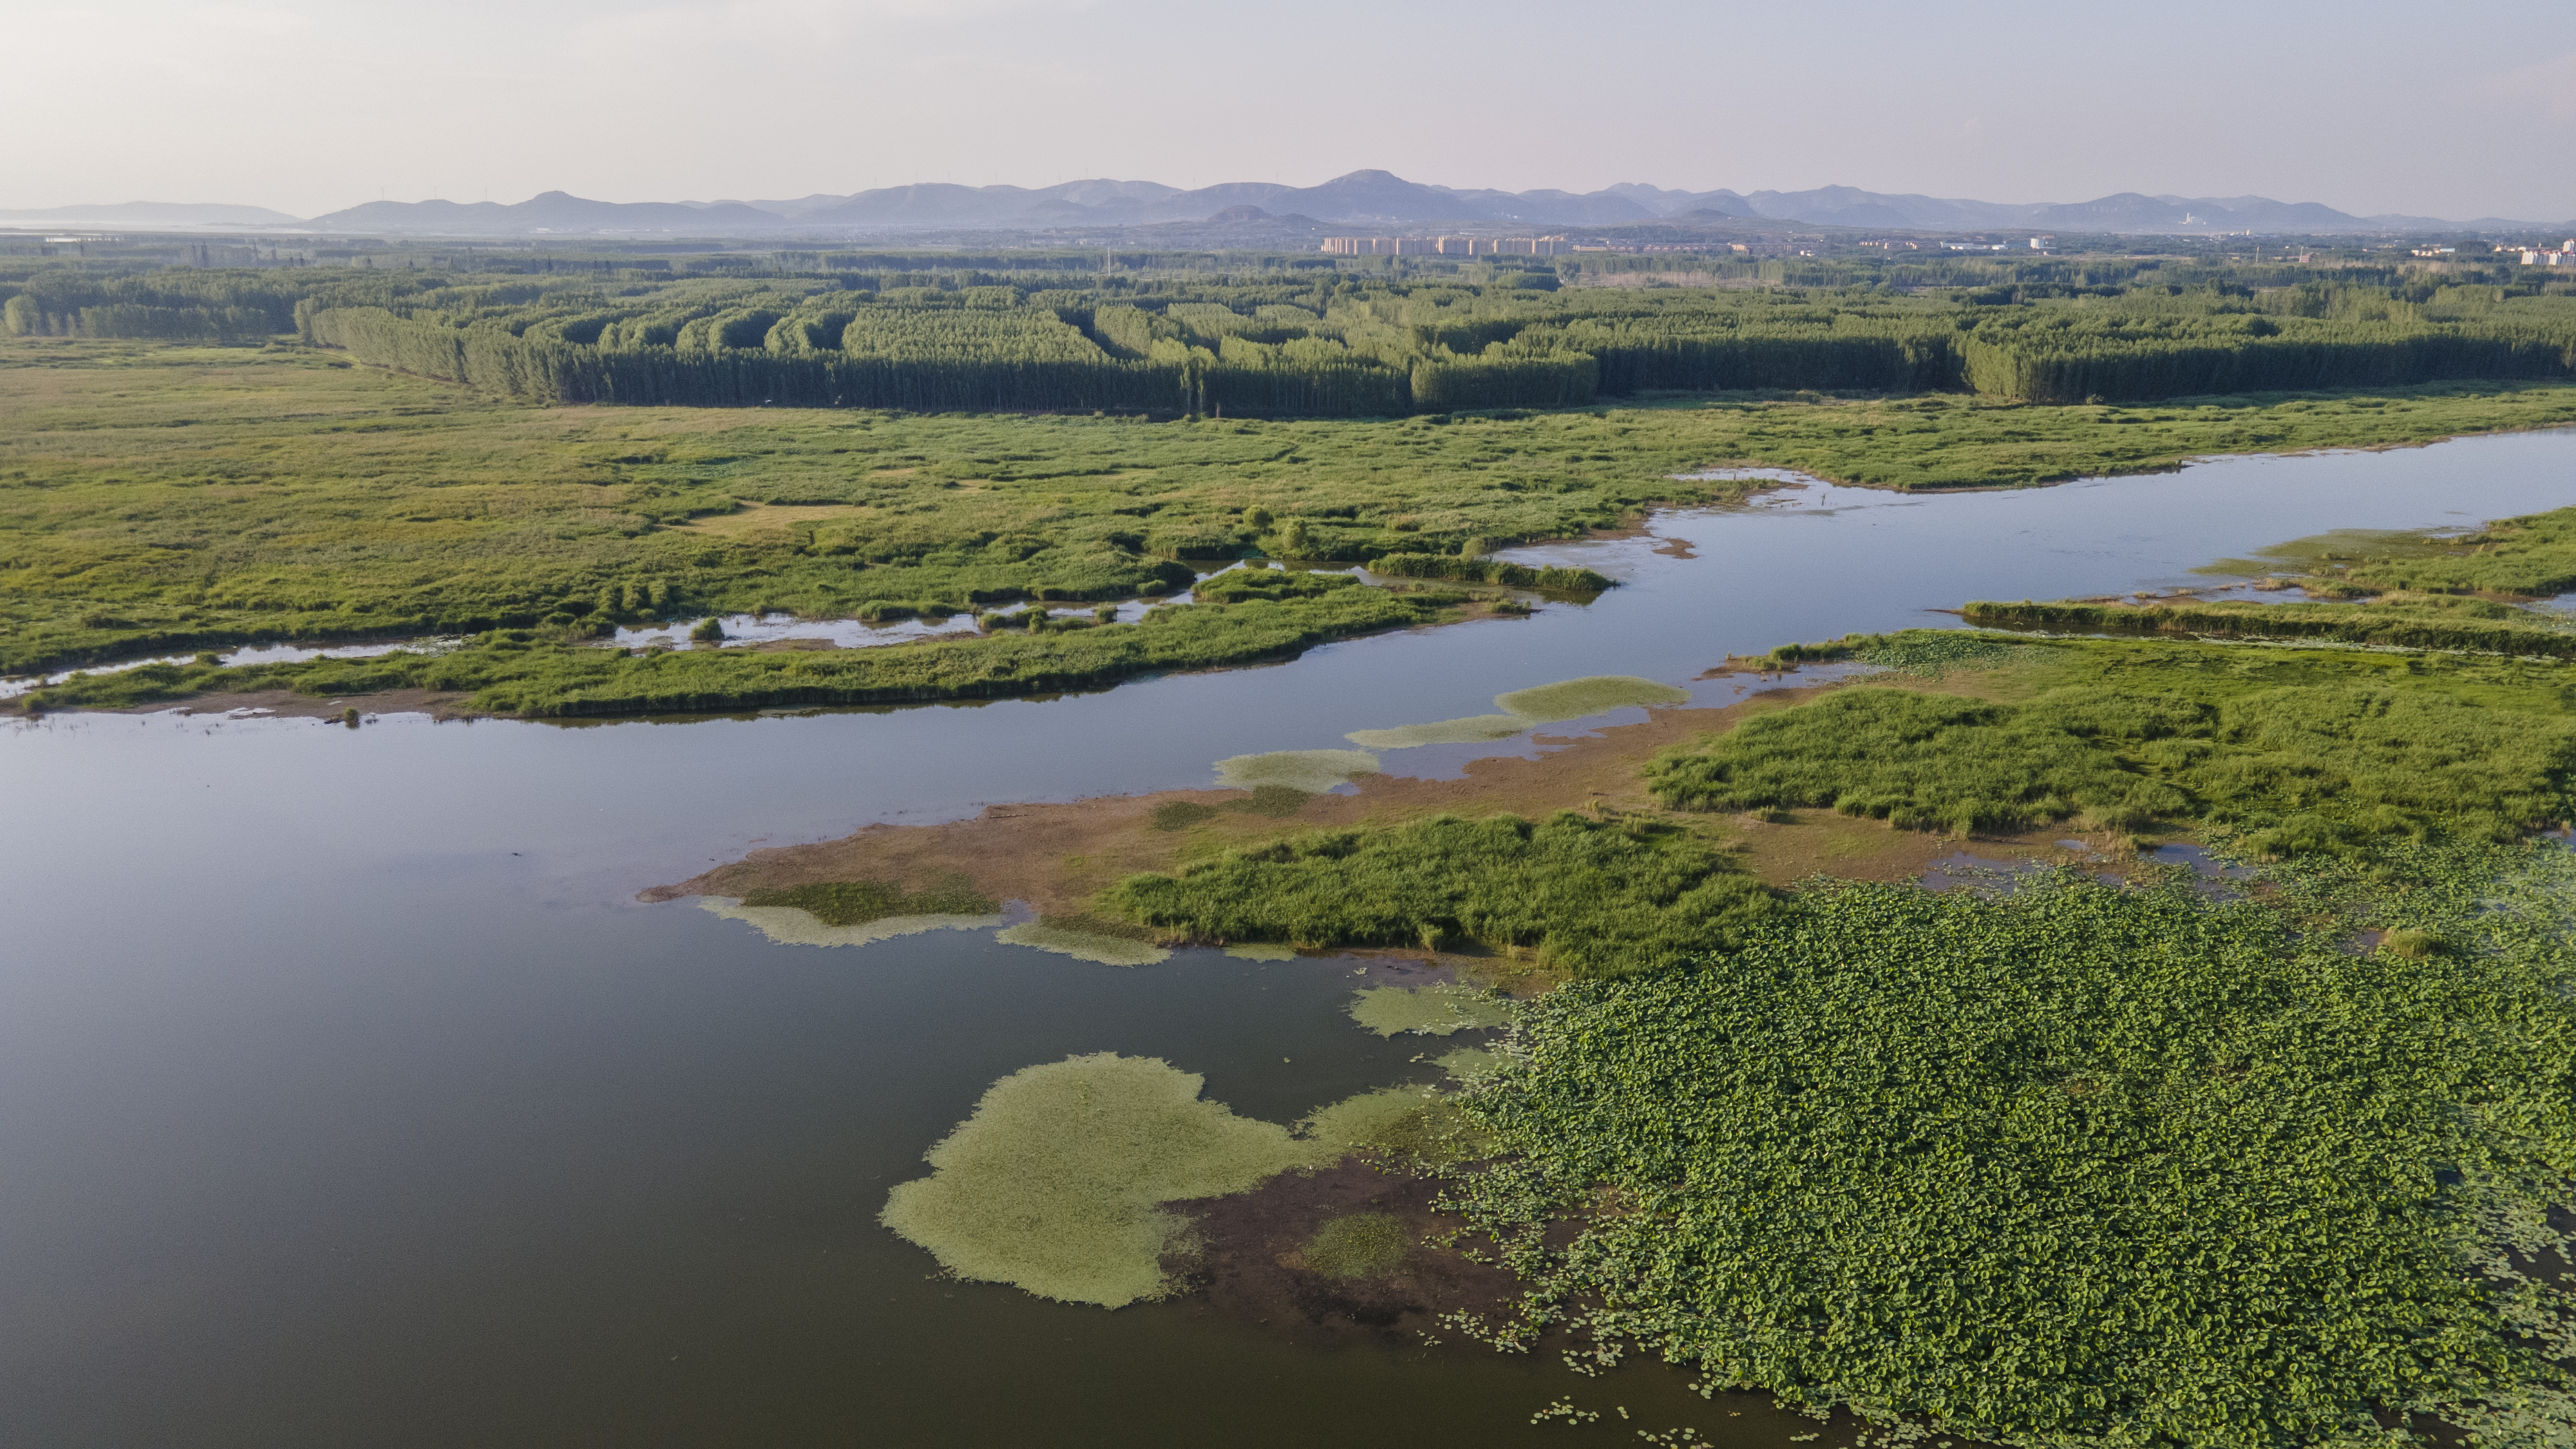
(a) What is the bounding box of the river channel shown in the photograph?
[4,430,2570,1446]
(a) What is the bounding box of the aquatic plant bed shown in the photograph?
[1440,842,2576,1448]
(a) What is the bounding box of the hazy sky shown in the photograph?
[10,0,2574,220]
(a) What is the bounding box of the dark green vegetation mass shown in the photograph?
[1649,634,2576,853]
[1444,848,2576,1448]
[1109,811,1774,977]
[12,251,2568,412]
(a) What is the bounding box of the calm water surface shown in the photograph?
[4,431,2570,1446]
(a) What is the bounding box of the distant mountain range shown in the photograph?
[3,173,2562,237]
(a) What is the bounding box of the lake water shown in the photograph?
[4,431,2570,1445]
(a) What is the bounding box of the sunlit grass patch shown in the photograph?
[699,896,1001,947]
[1348,984,1517,1036]
[880,1053,1315,1308]
[995,922,1172,967]
[1300,1212,1409,1279]
[1213,749,1379,793]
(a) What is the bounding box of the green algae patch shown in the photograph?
[739,876,996,925]
[995,923,1171,967]
[1435,1045,1509,1081]
[1305,1084,1495,1167]
[880,1053,1316,1308]
[1494,674,1689,722]
[1213,749,1380,794]
[1344,676,1687,752]
[1345,714,1535,750]
[1302,1086,1439,1151]
[1348,983,1517,1037]
[1301,1212,1409,1279]
[1223,943,1300,960]
[699,896,1001,947]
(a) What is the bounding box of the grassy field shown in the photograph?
[1084,632,2576,964]
[8,336,2576,694]
[1653,632,2576,853]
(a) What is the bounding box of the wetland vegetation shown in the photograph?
[17,247,2576,1445]
[1440,842,2576,1449]
[8,287,2576,709]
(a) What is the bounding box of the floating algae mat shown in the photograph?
[995,923,1171,967]
[1346,674,1688,751]
[880,1054,1317,1308]
[1347,983,1517,1037]
[1222,942,1300,960]
[1211,749,1380,793]
[699,897,1003,948]
[1300,1084,1492,1167]
[1342,714,1534,750]
[882,1056,1458,1307]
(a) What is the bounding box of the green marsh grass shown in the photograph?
[12,338,2576,687]
[1108,811,1774,976]
[1654,634,2576,852]
[2201,504,2576,598]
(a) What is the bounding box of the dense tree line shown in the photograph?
[10,256,2571,410]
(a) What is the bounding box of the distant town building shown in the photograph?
[2521,247,2574,266]
[2410,246,2457,258]
[2029,235,2055,249]
[1320,236,1569,256]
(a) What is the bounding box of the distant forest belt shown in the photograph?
[5,337,2576,680]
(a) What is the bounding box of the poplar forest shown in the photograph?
[7,240,2576,1449]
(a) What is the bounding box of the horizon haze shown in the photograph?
[6,0,2573,225]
